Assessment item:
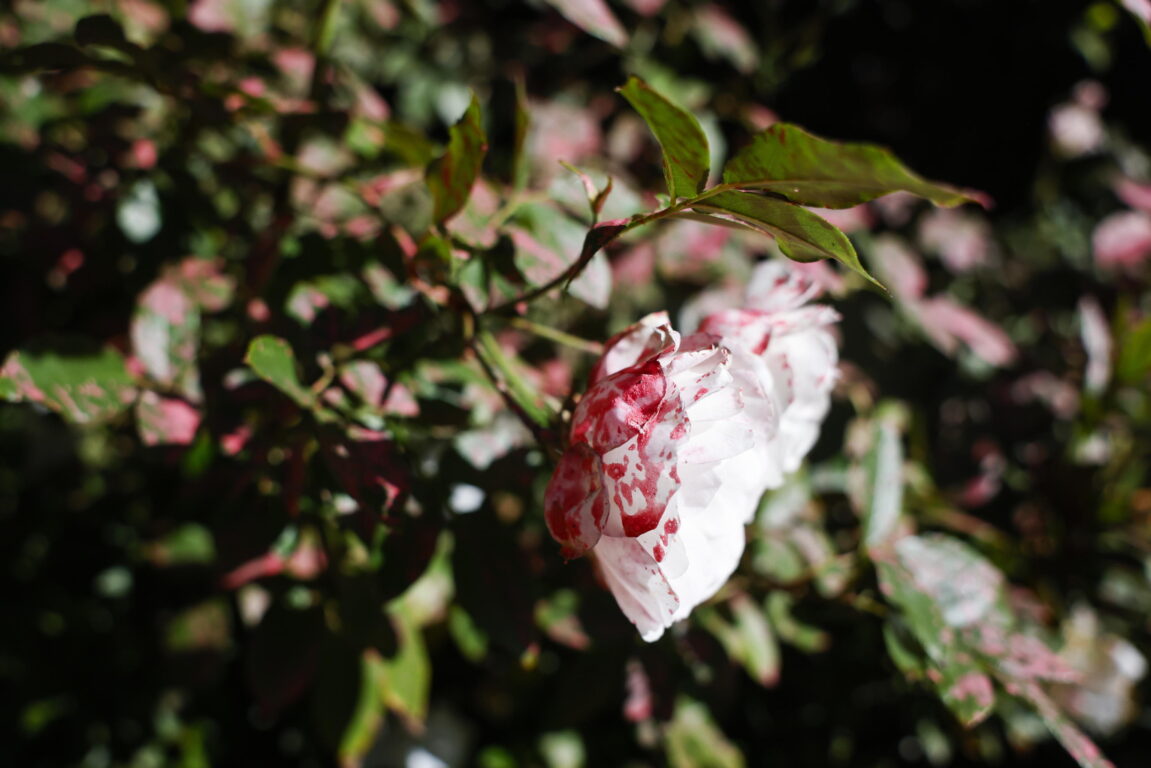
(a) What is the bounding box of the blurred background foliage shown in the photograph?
[2,1,1151,767]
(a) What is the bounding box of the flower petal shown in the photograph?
[591,311,678,383]
[572,359,667,453]
[594,535,680,641]
[544,443,607,558]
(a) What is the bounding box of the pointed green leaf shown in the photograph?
[474,330,554,429]
[730,595,780,686]
[698,599,780,687]
[0,345,136,425]
[882,620,926,678]
[427,94,487,224]
[694,190,884,289]
[666,697,746,768]
[618,76,710,200]
[244,335,315,407]
[378,603,431,730]
[312,639,385,763]
[723,123,981,209]
[765,592,830,653]
[858,406,907,554]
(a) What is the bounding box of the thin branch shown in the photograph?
[507,317,604,355]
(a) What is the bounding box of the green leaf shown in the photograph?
[1117,316,1151,383]
[858,406,906,554]
[882,620,926,678]
[889,534,1007,631]
[722,123,981,209]
[426,93,487,224]
[935,661,996,728]
[666,697,746,768]
[700,596,780,686]
[618,76,710,200]
[0,345,136,425]
[474,330,554,429]
[694,191,883,290]
[731,598,780,685]
[877,557,997,727]
[765,592,830,653]
[378,603,431,729]
[312,639,385,763]
[244,335,316,408]
[448,605,490,662]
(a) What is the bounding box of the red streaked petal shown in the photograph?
[544,443,607,558]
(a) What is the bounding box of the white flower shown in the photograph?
[546,262,839,641]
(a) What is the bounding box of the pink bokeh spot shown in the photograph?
[1093,211,1151,273]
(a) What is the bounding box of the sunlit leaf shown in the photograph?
[618,76,710,200]
[313,638,385,762]
[0,345,136,425]
[473,330,553,429]
[427,93,487,224]
[723,123,981,209]
[700,595,780,686]
[449,605,490,661]
[890,534,1007,630]
[693,191,883,289]
[666,697,746,768]
[244,335,316,408]
[856,406,906,554]
[765,592,829,653]
[378,602,431,729]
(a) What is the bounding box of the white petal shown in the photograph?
[594,536,680,642]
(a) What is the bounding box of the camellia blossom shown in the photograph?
[545,262,839,641]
